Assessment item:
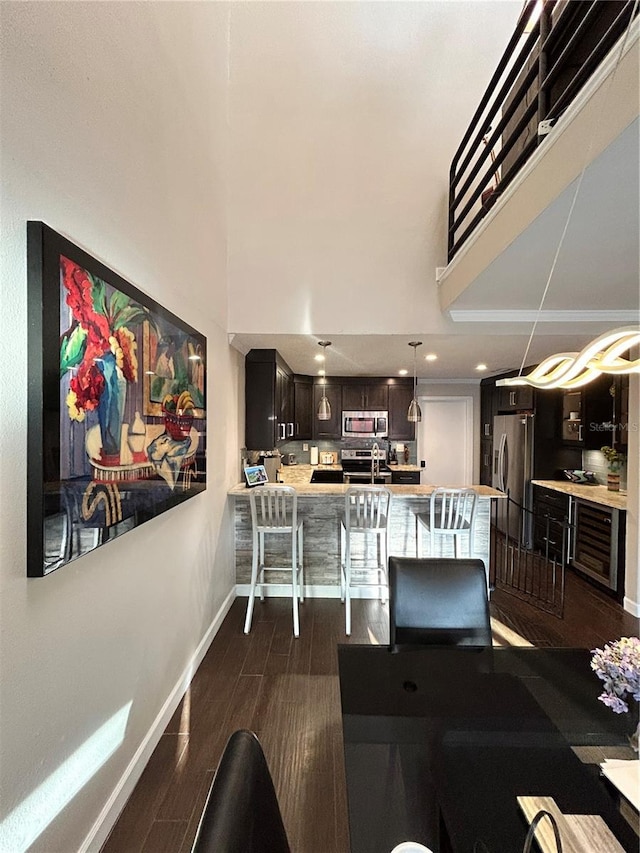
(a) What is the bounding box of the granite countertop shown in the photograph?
[228,474,504,499]
[531,480,627,511]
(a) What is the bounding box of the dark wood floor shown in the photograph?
[101,570,639,853]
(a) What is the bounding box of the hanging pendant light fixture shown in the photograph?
[407,341,422,422]
[316,341,332,420]
[496,326,640,390]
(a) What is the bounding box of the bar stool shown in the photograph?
[415,488,477,558]
[244,486,304,638]
[340,485,392,635]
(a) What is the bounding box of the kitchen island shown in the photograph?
[228,470,504,595]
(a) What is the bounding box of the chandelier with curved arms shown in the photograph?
[496,326,640,390]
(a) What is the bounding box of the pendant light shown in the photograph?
[496,326,640,390]
[407,341,422,422]
[317,341,332,420]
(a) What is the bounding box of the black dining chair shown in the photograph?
[191,729,291,853]
[388,556,492,649]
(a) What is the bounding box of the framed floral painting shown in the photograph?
[27,222,207,577]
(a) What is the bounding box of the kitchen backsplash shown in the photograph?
[279,439,417,465]
[583,449,628,490]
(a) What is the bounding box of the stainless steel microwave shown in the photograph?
[342,411,388,439]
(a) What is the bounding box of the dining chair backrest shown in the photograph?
[250,486,297,533]
[191,729,291,853]
[388,556,492,648]
[344,485,391,531]
[430,488,477,532]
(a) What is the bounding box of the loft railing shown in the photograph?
[447,0,638,262]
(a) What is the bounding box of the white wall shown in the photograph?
[226,1,520,337]
[0,4,240,851]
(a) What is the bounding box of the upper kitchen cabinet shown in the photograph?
[480,379,499,439]
[312,381,342,440]
[293,375,313,440]
[245,349,294,449]
[496,382,534,413]
[341,379,388,411]
[388,382,415,441]
[561,374,619,450]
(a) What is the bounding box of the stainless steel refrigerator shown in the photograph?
[492,413,534,544]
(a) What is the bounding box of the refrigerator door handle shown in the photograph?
[497,433,507,492]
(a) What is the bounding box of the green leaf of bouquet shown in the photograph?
[60,325,87,377]
[109,289,131,325]
[113,305,147,329]
[91,274,108,317]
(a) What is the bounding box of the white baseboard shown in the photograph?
[235,583,384,599]
[80,586,236,853]
[623,596,640,617]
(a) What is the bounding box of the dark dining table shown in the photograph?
[338,645,638,853]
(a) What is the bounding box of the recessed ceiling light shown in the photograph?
[315,354,325,362]
[476,363,488,371]
[398,369,408,376]
[425,353,438,362]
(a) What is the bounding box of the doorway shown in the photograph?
[418,397,473,485]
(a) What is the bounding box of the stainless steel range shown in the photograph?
[341,446,392,485]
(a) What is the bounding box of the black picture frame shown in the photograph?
[27,222,207,577]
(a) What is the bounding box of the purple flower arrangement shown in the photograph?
[591,636,640,714]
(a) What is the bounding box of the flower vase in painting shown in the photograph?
[60,257,144,466]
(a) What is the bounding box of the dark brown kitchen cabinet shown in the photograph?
[480,439,492,486]
[532,484,571,564]
[341,381,388,411]
[312,382,342,439]
[560,374,618,450]
[391,469,420,485]
[245,349,294,449]
[293,376,313,440]
[388,383,415,441]
[480,380,498,439]
[497,384,534,412]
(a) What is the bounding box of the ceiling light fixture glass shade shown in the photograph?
[496,327,640,390]
[316,341,332,420]
[407,341,423,423]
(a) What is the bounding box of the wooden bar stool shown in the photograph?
[244,486,304,637]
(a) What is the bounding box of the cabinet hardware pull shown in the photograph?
[287,422,294,437]
[484,424,490,436]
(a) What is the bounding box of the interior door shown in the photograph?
[418,398,473,486]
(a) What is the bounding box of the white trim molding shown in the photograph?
[447,310,640,324]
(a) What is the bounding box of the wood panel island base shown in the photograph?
[228,482,505,597]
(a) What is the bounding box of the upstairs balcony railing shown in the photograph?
[447,0,638,262]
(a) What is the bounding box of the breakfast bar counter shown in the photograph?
[228,477,504,593]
